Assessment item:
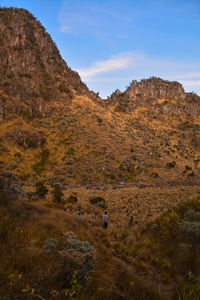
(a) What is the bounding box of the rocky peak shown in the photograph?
[109,77,185,102]
[126,77,185,100]
[107,77,200,115]
[0,7,95,119]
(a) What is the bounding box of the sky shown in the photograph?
[1,0,200,98]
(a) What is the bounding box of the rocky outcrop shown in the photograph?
[107,77,200,115]
[0,7,96,119]
[126,77,185,100]
[5,129,46,148]
[109,77,186,103]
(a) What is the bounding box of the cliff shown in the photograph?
[0,7,95,120]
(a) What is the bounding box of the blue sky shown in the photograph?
[1,0,200,98]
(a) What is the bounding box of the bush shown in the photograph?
[33,148,50,174]
[178,273,200,299]
[184,210,200,222]
[36,181,48,197]
[52,184,64,203]
[166,161,176,168]
[43,238,59,255]
[151,172,159,178]
[179,221,200,248]
[89,196,106,208]
[185,165,192,171]
[61,232,96,283]
[67,147,75,155]
[68,195,78,204]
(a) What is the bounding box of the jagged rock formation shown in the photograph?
[0,7,96,120]
[125,77,185,100]
[107,77,200,115]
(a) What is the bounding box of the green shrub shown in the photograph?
[52,184,64,203]
[36,181,48,197]
[68,195,78,204]
[67,147,75,155]
[61,232,96,282]
[166,161,176,168]
[178,273,200,299]
[33,148,50,174]
[179,221,200,248]
[185,165,192,171]
[43,238,59,254]
[124,173,134,180]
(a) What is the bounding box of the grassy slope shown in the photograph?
[1,189,200,299]
[0,95,200,185]
[1,94,200,299]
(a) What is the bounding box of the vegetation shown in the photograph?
[0,203,96,299]
[89,196,106,208]
[68,194,78,204]
[166,160,176,168]
[130,196,200,299]
[52,184,64,203]
[1,7,200,299]
[58,83,71,94]
[35,181,48,197]
[33,148,50,175]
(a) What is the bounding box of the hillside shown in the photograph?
[1,7,200,300]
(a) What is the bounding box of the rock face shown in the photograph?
[126,77,185,100]
[0,7,95,119]
[107,77,200,115]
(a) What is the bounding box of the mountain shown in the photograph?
[1,6,200,208]
[0,7,98,120]
[1,7,200,300]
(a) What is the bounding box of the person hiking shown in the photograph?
[102,211,108,229]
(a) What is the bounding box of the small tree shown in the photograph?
[35,181,48,197]
[52,184,64,203]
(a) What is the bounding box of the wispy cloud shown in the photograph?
[77,53,134,78]
[59,25,71,33]
[77,51,200,79]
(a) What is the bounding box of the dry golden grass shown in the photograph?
[0,92,200,299]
